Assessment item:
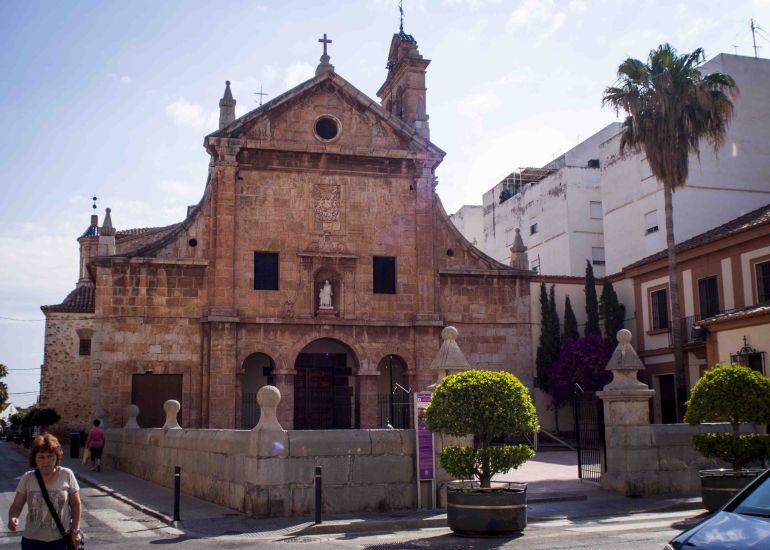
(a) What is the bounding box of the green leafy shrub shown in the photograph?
[685,364,770,470]
[692,433,769,471]
[424,370,539,488]
[23,407,61,429]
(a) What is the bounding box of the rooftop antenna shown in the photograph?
[751,18,759,58]
[399,0,405,33]
[254,85,268,107]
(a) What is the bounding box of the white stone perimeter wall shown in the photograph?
[105,428,417,517]
[603,422,763,496]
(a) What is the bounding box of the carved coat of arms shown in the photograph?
[313,184,340,223]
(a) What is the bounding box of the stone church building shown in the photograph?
[40,30,532,433]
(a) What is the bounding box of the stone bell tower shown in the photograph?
[376,25,430,140]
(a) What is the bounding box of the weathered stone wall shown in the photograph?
[105,428,417,517]
[603,422,763,496]
[40,313,97,436]
[93,260,207,427]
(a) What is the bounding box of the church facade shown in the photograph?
[40,31,532,433]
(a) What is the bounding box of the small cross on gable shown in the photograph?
[318,33,332,56]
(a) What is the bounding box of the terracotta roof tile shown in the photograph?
[699,304,770,326]
[41,285,95,314]
[624,202,770,271]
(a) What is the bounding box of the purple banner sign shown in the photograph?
[415,391,434,481]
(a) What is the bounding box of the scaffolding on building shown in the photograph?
[498,167,557,203]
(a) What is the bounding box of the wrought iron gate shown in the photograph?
[378,383,413,429]
[573,388,606,483]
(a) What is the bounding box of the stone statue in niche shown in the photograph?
[319,280,333,309]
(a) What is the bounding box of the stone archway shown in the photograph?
[241,352,275,429]
[293,338,357,429]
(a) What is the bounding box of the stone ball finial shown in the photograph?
[254,385,284,433]
[257,385,281,410]
[226,80,230,86]
[162,399,181,430]
[617,329,632,345]
[125,404,140,429]
[441,326,459,341]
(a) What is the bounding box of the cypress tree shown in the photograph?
[535,283,552,391]
[584,260,601,337]
[601,279,625,349]
[563,295,579,342]
[548,285,562,355]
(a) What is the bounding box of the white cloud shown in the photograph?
[158,179,200,201]
[506,0,582,36]
[283,62,315,89]
[120,75,132,84]
[262,65,277,83]
[164,98,216,130]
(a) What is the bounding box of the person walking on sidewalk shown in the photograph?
[85,419,104,472]
[7,433,82,549]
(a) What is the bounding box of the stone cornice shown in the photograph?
[91,257,209,268]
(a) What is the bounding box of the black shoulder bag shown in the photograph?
[33,469,78,550]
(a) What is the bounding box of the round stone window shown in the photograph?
[314,116,340,141]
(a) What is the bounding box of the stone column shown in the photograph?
[298,257,313,318]
[357,370,380,429]
[208,148,239,317]
[597,329,656,495]
[207,320,238,428]
[413,160,439,322]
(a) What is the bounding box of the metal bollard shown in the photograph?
[173,466,181,522]
[314,466,322,524]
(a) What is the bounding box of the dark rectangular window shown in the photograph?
[698,276,720,318]
[757,261,770,304]
[650,288,669,331]
[530,223,539,235]
[254,252,279,290]
[373,256,396,294]
[79,339,91,356]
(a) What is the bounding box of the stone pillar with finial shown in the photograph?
[219,81,236,129]
[98,207,116,256]
[596,329,656,494]
[509,228,529,270]
[249,385,288,457]
[429,326,471,387]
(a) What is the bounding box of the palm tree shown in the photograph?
[603,44,737,421]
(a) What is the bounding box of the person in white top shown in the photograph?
[7,433,82,549]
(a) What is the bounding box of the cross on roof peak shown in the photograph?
[315,33,334,76]
[318,33,332,57]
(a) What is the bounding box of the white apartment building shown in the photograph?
[601,54,770,274]
[480,123,621,277]
[448,205,483,248]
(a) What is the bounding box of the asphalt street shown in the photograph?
[0,445,703,548]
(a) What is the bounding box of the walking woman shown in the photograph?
[85,420,104,472]
[7,433,82,549]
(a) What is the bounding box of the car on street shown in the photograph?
[667,468,770,549]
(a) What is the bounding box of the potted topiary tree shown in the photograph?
[424,369,539,536]
[685,363,770,511]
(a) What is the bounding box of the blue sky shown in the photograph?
[1,0,768,406]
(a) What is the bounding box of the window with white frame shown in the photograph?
[590,201,603,219]
[592,247,605,266]
[644,210,659,235]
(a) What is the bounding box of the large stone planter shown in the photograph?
[447,484,527,536]
[700,469,762,511]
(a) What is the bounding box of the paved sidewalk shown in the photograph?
[61,449,705,539]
